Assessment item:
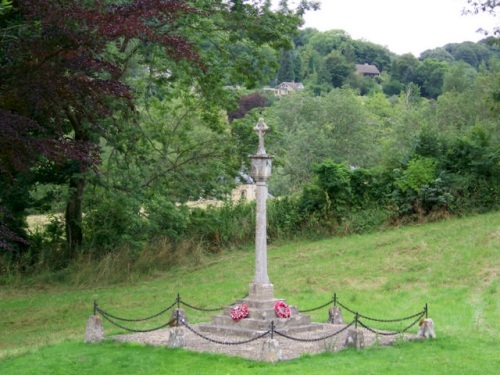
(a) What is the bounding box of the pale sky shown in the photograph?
[300,0,498,56]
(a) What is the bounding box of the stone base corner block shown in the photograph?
[328,306,344,324]
[84,315,104,343]
[169,308,188,327]
[417,318,436,339]
[260,338,282,362]
[345,328,364,349]
[168,327,186,348]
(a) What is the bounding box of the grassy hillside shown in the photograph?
[0,212,498,374]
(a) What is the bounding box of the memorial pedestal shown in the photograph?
[199,283,323,338]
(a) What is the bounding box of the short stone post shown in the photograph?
[84,315,104,343]
[417,318,436,339]
[260,339,282,362]
[328,306,344,324]
[168,327,186,348]
[169,308,188,327]
[345,329,365,349]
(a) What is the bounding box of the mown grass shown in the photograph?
[0,212,499,374]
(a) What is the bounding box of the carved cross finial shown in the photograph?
[253,118,269,154]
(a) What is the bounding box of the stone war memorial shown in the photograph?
[87,118,434,362]
[198,118,322,340]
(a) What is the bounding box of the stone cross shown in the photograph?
[253,118,269,155]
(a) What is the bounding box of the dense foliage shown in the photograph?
[0,0,317,256]
[1,1,499,277]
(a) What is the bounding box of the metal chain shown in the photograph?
[95,301,177,322]
[299,298,335,313]
[357,312,425,336]
[274,320,356,343]
[181,320,271,345]
[337,300,425,323]
[99,311,177,333]
[179,300,225,312]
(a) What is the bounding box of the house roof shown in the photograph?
[277,82,304,90]
[355,64,380,75]
[236,172,254,185]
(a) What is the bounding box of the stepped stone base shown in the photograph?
[198,283,324,338]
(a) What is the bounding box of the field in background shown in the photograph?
[1,212,499,374]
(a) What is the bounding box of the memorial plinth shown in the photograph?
[199,119,322,337]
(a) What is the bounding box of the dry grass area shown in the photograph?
[26,214,63,231]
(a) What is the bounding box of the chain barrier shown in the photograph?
[95,300,177,323]
[274,320,356,343]
[299,298,335,313]
[181,319,271,345]
[336,300,426,323]
[97,307,177,333]
[356,311,426,337]
[92,293,428,340]
[179,300,225,312]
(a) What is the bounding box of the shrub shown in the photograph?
[83,192,147,253]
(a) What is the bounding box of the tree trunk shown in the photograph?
[65,174,86,255]
[64,108,89,256]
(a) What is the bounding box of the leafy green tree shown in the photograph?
[318,50,354,88]
[298,45,321,82]
[419,48,454,63]
[277,49,296,82]
[265,88,376,195]
[308,29,353,57]
[293,27,319,48]
[348,74,379,96]
[391,53,420,84]
[352,40,392,72]
[442,61,478,93]
[299,161,352,223]
[395,156,438,193]
[440,42,488,68]
[414,58,449,99]
[383,79,405,96]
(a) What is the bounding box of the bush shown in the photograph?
[186,200,255,251]
[267,196,302,240]
[343,208,390,234]
[83,192,147,253]
[144,196,189,241]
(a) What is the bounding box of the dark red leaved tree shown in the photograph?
[228,92,269,123]
[0,0,200,252]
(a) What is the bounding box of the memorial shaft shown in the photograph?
[254,179,269,284]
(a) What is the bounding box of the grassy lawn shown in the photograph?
[1,212,499,374]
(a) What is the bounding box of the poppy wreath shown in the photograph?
[230,304,249,321]
[274,300,291,318]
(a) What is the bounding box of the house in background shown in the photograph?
[231,172,256,201]
[355,63,381,78]
[264,81,304,97]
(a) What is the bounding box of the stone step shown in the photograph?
[231,297,289,310]
[223,306,276,320]
[212,313,312,331]
[227,297,300,320]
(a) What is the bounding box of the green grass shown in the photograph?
[1,212,499,374]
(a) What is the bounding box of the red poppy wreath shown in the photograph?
[230,304,249,321]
